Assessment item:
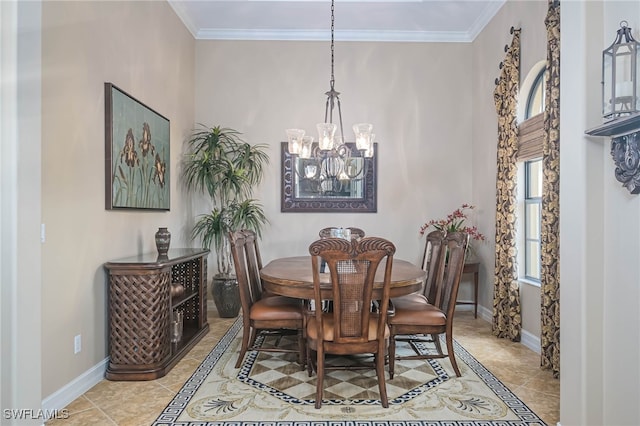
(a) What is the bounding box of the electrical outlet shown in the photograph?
[74,334,81,354]
[41,224,46,243]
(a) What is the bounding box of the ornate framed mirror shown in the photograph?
[280,142,377,213]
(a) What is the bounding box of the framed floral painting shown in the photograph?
[105,83,170,210]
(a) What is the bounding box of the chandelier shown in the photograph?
[285,0,375,197]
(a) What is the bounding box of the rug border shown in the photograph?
[152,317,547,426]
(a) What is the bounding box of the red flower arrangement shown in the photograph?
[419,204,486,241]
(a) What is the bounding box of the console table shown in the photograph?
[457,261,479,318]
[104,248,209,380]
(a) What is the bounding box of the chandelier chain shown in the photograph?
[324,0,344,140]
[330,0,335,89]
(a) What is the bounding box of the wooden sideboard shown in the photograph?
[104,248,209,380]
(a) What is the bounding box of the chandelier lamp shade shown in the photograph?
[602,21,640,119]
[285,0,375,196]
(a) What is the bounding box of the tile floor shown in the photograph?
[47,310,559,426]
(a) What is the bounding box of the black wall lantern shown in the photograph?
[587,22,640,194]
[602,21,640,119]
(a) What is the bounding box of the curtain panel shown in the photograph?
[492,28,522,342]
[540,0,560,379]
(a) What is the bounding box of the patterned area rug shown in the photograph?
[153,318,546,425]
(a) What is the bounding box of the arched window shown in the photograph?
[525,67,546,119]
[518,63,546,283]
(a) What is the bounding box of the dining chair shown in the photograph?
[306,236,395,408]
[419,230,447,303]
[229,230,305,369]
[241,229,278,299]
[382,230,446,327]
[388,231,469,378]
[318,227,365,278]
[241,228,307,363]
[242,229,263,269]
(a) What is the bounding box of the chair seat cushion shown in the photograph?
[250,296,303,321]
[306,314,390,341]
[388,295,446,326]
[393,293,429,305]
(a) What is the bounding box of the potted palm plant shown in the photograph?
[183,125,269,317]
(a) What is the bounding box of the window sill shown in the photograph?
[519,277,541,288]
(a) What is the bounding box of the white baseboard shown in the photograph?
[41,301,218,412]
[454,304,475,313]
[41,357,108,411]
[475,304,541,354]
[478,304,492,321]
[520,327,541,354]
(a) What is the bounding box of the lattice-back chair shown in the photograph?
[318,227,365,240]
[388,231,469,378]
[307,237,395,408]
[229,230,305,368]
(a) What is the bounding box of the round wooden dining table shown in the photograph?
[260,256,426,299]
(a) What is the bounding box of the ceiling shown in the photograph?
[168,0,506,43]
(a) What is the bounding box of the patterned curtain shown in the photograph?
[492,28,522,342]
[540,0,560,378]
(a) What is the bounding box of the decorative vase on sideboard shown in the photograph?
[211,274,240,318]
[155,227,171,256]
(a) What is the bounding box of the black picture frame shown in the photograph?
[281,141,377,213]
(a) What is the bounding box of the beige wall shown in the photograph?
[40,1,195,397]
[193,40,474,267]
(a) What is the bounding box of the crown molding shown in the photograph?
[195,28,474,43]
[169,0,506,43]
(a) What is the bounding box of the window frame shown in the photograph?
[523,159,542,283]
[525,67,546,119]
[517,61,547,286]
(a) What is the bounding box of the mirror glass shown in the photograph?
[281,142,377,213]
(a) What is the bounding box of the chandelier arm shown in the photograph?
[335,95,345,144]
[324,96,332,124]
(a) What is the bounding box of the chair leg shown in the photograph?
[445,332,461,377]
[248,327,258,350]
[432,333,444,355]
[297,329,305,370]
[315,348,324,409]
[375,352,389,408]
[306,345,314,377]
[235,323,252,368]
[388,334,396,379]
